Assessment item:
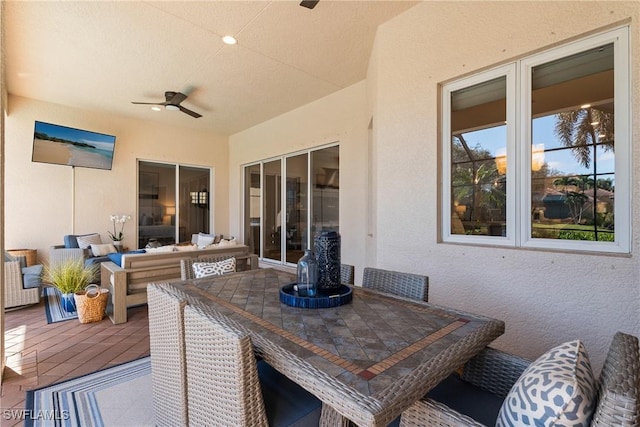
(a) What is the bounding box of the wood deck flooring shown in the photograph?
[1,301,149,427]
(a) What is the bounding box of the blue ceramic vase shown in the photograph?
[314,230,341,291]
[61,292,77,312]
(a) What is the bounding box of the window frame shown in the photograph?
[441,26,630,254]
[442,64,517,247]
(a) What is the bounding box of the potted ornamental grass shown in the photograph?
[44,258,98,312]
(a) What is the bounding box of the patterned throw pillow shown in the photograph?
[496,340,596,427]
[192,258,236,279]
[76,233,103,249]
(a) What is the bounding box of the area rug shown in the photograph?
[43,287,78,324]
[25,356,154,427]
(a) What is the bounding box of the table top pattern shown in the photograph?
[174,268,504,426]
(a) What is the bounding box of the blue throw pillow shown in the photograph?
[63,235,80,248]
[22,264,43,289]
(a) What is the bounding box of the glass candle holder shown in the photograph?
[296,249,318,297]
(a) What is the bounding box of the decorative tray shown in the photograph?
[279,283,353,309]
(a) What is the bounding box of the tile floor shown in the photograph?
[1,301,149,427]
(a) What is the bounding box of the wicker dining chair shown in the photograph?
[341,263,355,285]
[183,302,322,427]
[362,267,429,302]
[147,283,190,427]
[400,331,640,427]
[180,255,235,280]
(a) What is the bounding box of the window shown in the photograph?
[442,27,630,253]
[243,145,339,265]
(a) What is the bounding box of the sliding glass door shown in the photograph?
[138,161,211,248]
[243,144,339,266]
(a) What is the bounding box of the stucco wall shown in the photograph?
[228,81,369,279]
[228,1,639,369]
[4,95,229,263]
[370,1,639,369]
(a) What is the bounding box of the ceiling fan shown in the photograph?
[131,91,202,118]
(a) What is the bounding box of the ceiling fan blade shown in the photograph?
[131,101,164,105]
[300,0,319,9]
[167,91,187,105]
[179,105,202,118]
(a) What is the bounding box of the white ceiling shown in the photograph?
[5,0,418,135]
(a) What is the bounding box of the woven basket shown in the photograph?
[74,285,109,324]
[7,249,37,267]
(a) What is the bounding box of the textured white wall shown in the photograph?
[228,82,369,280]
[5,95,229,263]
[370,1,640,369]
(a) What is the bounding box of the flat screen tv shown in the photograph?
[32,121,116,170]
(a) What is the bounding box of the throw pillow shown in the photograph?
[76,233,102,249]
[496,340,596,427]
[192,258,236,279]
[22,264,43,289]
[196,233,215,249]
[63,235,80,248]
[218,237,237,247]
[91,243,117,257]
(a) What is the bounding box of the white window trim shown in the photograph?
[442,26,630,254]
[442,64,516,247]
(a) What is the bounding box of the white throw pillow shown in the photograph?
[91,243,117,257]
[76,233,102,249]
[196,234,215,249]
[496,340,596,427]
[218,237,237,247]
[192,258,236,278]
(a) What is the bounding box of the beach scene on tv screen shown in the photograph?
[32,121,115,170]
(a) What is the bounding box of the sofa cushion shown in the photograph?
[75,233,103,249]
[192,258,236,278]
[174,244,196,252]
[22,264,43,289]
[145,245,176,253]
[496,340,596,427]
[91,243,117,257]
[84,256,110,269]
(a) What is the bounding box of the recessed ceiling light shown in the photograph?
[222,35,237,45]
[580,104,591,109]
[151,106,162,112]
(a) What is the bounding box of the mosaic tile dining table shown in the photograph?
[172,268,505,427]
